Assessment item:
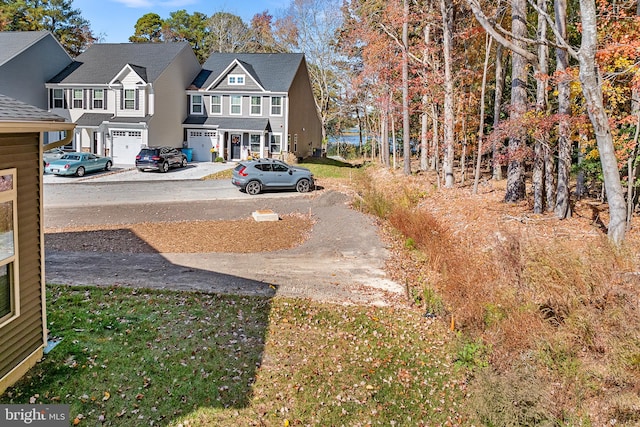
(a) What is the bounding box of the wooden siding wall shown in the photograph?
[0,133,44,380]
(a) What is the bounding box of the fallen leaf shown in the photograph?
[102,391,110,401]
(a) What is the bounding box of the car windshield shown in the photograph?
[61,154,81,160]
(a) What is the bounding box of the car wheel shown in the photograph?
[104,161,112,171]
[245,180,262,195]
[137,168,145,172]
[160,162,169,173]
[181,158,187,168]
[76,166,85,177]
[296,179,311,193]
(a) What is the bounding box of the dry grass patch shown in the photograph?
[45,213,314,253]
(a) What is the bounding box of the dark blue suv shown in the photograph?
[135,146,187,173]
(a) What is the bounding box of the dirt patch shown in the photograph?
[45,213,314,254]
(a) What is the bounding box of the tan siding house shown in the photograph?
[0,94,74,395]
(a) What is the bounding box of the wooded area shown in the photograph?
[2,1,639,244]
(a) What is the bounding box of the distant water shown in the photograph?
[328,135,370,145]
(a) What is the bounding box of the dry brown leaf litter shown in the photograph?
[45,213,314,254]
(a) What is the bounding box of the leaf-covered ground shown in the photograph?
[0,286,469,426]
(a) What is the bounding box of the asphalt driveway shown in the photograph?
[43,160,233,184]
[44,171,406,306]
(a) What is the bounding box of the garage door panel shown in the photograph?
[188,130,217,162]
[112,130,143,165]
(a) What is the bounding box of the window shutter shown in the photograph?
[104,91,108,110]
[84,89,88,109]
[135,90,139,110]
[88,90,93,110]
[48,89,53,109]
[67,89,72,109]
[120,89,124,110]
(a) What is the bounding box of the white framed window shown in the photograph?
[271,96,282,116]
[210,95,222,115]
[228,74,245,85]
[0,169,19,327]
[230,95,242,115]
[270,133,282,154]
[124,89,135,110]
[191,94,203,114]
[250,134,261,154]
[250,96,262,116]
[52,89,64,108]
[93,89,104,109]
[73,89,83,109]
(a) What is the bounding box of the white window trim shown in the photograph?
[228,74,245,85]
[0,168,19,328]
[73,89,83,109]
[52,89,64,109]
[270,133,282,154]
[230,95,242,116]
[250,96,262,116]
[191,94,203,115]
[271,96,283,116]
[250,133,261,154]
[124,89,135,110]
[210,95,222,115]
[93,89,104,109]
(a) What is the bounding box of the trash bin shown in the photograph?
[181,148,193,162]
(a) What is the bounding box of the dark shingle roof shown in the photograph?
[0,31,49,66]
[49,42,191,84]
[193,53,305,92]
[0,93,65,122]
[183,116,271,132]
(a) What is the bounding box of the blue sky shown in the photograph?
[73,0,286,43]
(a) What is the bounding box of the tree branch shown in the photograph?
[464,0,538,65]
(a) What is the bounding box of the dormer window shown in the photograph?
[124,89,135,110]
[228,74,245,85]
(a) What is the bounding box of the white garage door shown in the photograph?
[112,130,143,165]
[188,130,218,161]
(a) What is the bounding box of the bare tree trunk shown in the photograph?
[381,106,389,167]
[431,103,439,176]
[493,44,505,181]
[474,34,492,194]
[555,0,572,218]
[504,0,528,202]
[532,0,549,214]
[441,0,455,188]
[392,113,397,169]
[578,0,626,244]
[402,0,411,175]
[533,0,549,214]
[421,95,429,171]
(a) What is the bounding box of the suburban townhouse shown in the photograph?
[46,42,201,164]
[184,53,322,162]
[0,31,73,144]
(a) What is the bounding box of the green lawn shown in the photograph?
[201,157,365,181]
[1,285,469,426]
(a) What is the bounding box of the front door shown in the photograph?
[231,134,241,160]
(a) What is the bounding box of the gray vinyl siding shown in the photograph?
[0,133,45,380]
[0,35,72,110]
[214,64,262,92]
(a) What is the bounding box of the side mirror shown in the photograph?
[288,169,293,175]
